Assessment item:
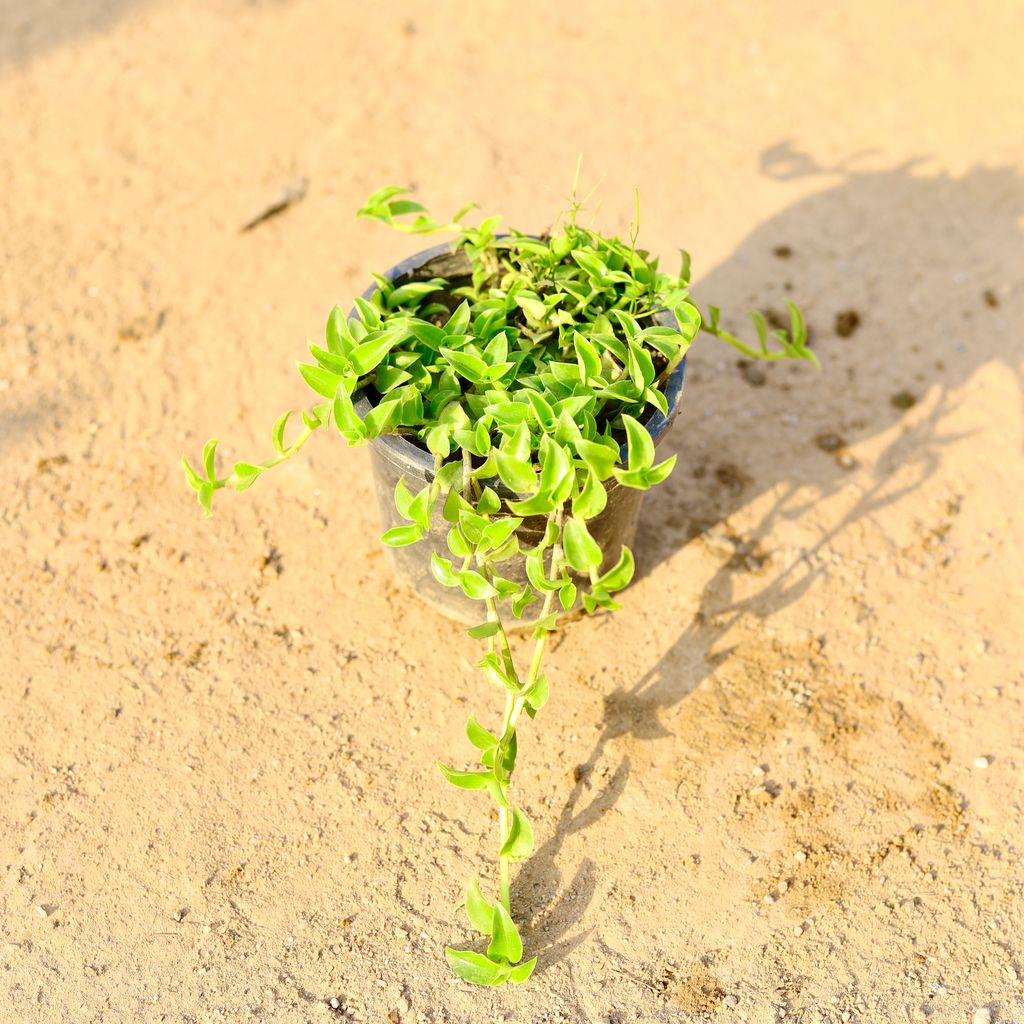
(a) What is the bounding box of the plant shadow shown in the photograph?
[521,143,1024,968]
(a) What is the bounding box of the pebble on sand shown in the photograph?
[973,755,992,769]
[972,1009,992,1024]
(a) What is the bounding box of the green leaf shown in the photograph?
[459,570,498,601]
[444,948,511,986]
[506,492,555,517]
[363,398,401,439]
[499,807,534,861]
[202,439,218,481]
[482,516,522,550]
[441,346,489,382]
[538,436,572,500]
[464,879,494,935]
[271,412,291,454]
[476,486,501,515]
[466,716,498,751]
[387,279,442,309]
[512,585,537,618]
[447,525,471,558]
[181,454,203,491]
[425,424,451,457]
[444,300,471,336]
[575,438,617,481]
[563,518,603,573]
[595,545,635,592]
[351,329,403,375]
[394,478,415,520]
[232,462,261,491]
[381,524,422,547]
[522,672,549,713]
[409,318,446,349]
[573,331,602,381]
[495,452,536,493]
[622,414,655,472]
[333,389,365,441]
[437,764,492,790]
[525,548,561,592]
[353,295,382,329]
[525,390,555,430]
[487,903,524,964]
[644,454,677,486]
[509,957,537,983]
[430,552,459,587]
[298,363,342,398]
[515,294,547,322]
[467,620,500,639]
[406,484,432,529]
[572,469,607,520]
[198,482,214,516]
[531,611,558,637]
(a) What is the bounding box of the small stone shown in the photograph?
[794,925,803,936]
[814,432,846,454]
[34,905,49,918]
[972,1009,992,1024]
[891,390,917,410]
[329,997,340,1009]
[835,309,861,337]
[794,850,807,863]
[741,363,767,387]
[764,893,777,904]
[973,756,992,769]
[725,993,740,1007]
[751,765,766,777]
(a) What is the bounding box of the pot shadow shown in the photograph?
[519,143,1024,970]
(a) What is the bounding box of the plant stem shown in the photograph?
[490,505,565,914]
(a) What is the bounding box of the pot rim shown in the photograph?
[351,241,687,473]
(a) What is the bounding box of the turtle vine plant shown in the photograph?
[183,182,815,986]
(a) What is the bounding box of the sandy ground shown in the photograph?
[2,2,1023,1022]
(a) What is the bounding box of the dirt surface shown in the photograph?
[2,3,1023,1022]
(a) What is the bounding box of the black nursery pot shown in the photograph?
[353,243,687,626]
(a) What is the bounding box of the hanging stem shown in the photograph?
[489,504,566,913]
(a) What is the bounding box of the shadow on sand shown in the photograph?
[522,143,1024,969]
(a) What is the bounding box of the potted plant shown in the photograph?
[183,180,815,986]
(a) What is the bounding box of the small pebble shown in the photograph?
[973,756,992,769]
[725,993,740,1007]
[794,850,807,862]
[751,765,766,777]
[329,997,340,1009]
[835,309,861,337]
[34,905,49,918]
[972,1009,992,1024]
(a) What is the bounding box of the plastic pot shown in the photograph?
[352,242,686,625]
